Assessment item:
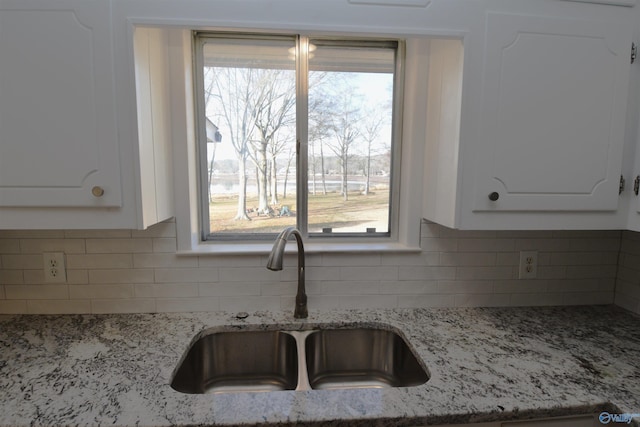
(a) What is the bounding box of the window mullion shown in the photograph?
[296,36,310,237]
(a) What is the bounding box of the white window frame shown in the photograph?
[194,32,403,242]
[168,29,428,255]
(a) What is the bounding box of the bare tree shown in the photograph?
[308,73,334,196]
[360,104,389,195]
[322,78,363,201]
[247,69,296,214]
[205,67,257,221]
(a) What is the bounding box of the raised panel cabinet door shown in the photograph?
[0,0,121,207]
[473,12,632,212]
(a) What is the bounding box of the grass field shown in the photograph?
[208,190,390,234]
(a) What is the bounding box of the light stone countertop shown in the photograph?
[0,305,638,426]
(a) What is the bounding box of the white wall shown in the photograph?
[0,221,620,314]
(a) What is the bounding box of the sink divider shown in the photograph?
[287,330,313,391]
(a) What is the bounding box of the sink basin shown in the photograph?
[305,328,429,390]
[170,330,298,394]
[170,326,429,394]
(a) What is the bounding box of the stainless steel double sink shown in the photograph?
[170,326,429,394]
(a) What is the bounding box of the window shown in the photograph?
[194,33,403,241]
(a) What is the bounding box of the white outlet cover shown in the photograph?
[518,251,538,279]
[43,252,67,283]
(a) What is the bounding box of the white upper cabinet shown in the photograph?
[0,0,121,208]
[0,0,175,229]
[423,1,637,230]
[473,12,632,212]
[625,52,640,230]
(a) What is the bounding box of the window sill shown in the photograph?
[176,240,422,256]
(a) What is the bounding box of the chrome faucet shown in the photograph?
[266,227,308,319]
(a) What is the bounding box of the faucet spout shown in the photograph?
[266,227,308,319]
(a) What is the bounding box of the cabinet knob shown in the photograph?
[91,186,105,198]
[488,192,499,201]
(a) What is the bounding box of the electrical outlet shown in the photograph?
[518,251,538,279]
[43,252,66,283]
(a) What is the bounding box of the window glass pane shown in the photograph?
[201,37,297,235]
[308,42,395,235]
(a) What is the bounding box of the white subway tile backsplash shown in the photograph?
[154,268,217,283]
[458,238,515,252]
[399,266,456,281]
[197,255,263,268]
[566,265,618,279]
[218,296,282,312]
[420,237,457,252]
[0,239,21,254]
[135,283,198,298]
[27,299,91,314]
[379,281,440,295]
[509,293,565,306]
[493,280,548,294]
[321,281,381,295]
[439,280,495,294]
[91,299,156,314]
[133,253,197,269]
[69,284,134,300]
[311,295,397,310]
[339,266,398,281]
[64,230,131,239]
[261,281,304,296]
[0,300,27,313]
[199,282,261,297]
[20,238,85,254]
[568,238,621,252]
[304,266,341,281]
[2,230,65,239]
[322,253,381,266]
[152,238,177,253]
[23,269,88,285]
[88,269,154,284]
[546,279,599,293]
[454,293,511,307]
[218,267,272,282]
[0,221,631,314]
[5,284,68,300]
[67,254,133,269]
[455,266,513,281]
[561,291,613,306]
[380,252,439,266]
[1,271,24,286]
[536,266,567,280]
[156,297,220,313]
[1,254,42,270]
[86,239,152,254]
[515,238,573,252]
[398,294,455,308]
[496,252,519,266]
[439,252,496,266]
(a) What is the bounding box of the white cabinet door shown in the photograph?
[0,0,121,207]
[473,12,632,212]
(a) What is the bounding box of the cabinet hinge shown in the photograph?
[619,175,625,194]
[634,175,640,196]
[632,43,637,64]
